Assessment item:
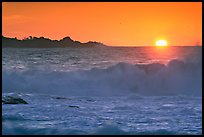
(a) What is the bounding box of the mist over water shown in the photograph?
[2,46,201,72]
[2,46,202,96]
[2,46,202,135]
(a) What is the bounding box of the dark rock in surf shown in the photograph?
[53,96,67,100]
[51,96,72,100]
[68,105,80,108]
[2,96,28,104]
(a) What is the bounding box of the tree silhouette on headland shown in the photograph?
[2,36,106,48]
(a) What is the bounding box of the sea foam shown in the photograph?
[2,59,202,96]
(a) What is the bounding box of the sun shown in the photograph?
[155,40,168,47]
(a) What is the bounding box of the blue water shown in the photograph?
[2,46,202,135]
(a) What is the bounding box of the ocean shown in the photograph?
[2,46,202,135]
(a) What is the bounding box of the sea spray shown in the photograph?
[3,59,201,97]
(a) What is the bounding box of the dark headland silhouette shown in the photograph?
[2,36,106,48]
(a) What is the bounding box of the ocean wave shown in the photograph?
[2,122,189,135]
[2,126,86,135]
[2,59,202,96]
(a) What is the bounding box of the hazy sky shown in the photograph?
[2,2,202,46]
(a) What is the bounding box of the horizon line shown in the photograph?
[2,35,202,47]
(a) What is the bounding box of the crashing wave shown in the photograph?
[2,59,202,96]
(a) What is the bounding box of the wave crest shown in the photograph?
[2,59,202,96]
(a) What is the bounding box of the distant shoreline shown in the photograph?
[2,36,201,48]
[2,36,107,48]
[2,46,201,49]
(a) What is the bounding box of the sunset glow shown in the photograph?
[2,2,202,135]
[156,40,168,47]
[2,2,202,46]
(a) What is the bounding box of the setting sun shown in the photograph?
[2,2,202,46]
[2,2,202,135]
[156,40,168,47]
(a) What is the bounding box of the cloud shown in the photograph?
[3,15,32,24]
[3,15,22,20]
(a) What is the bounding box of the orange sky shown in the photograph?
[2,2,202,46]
